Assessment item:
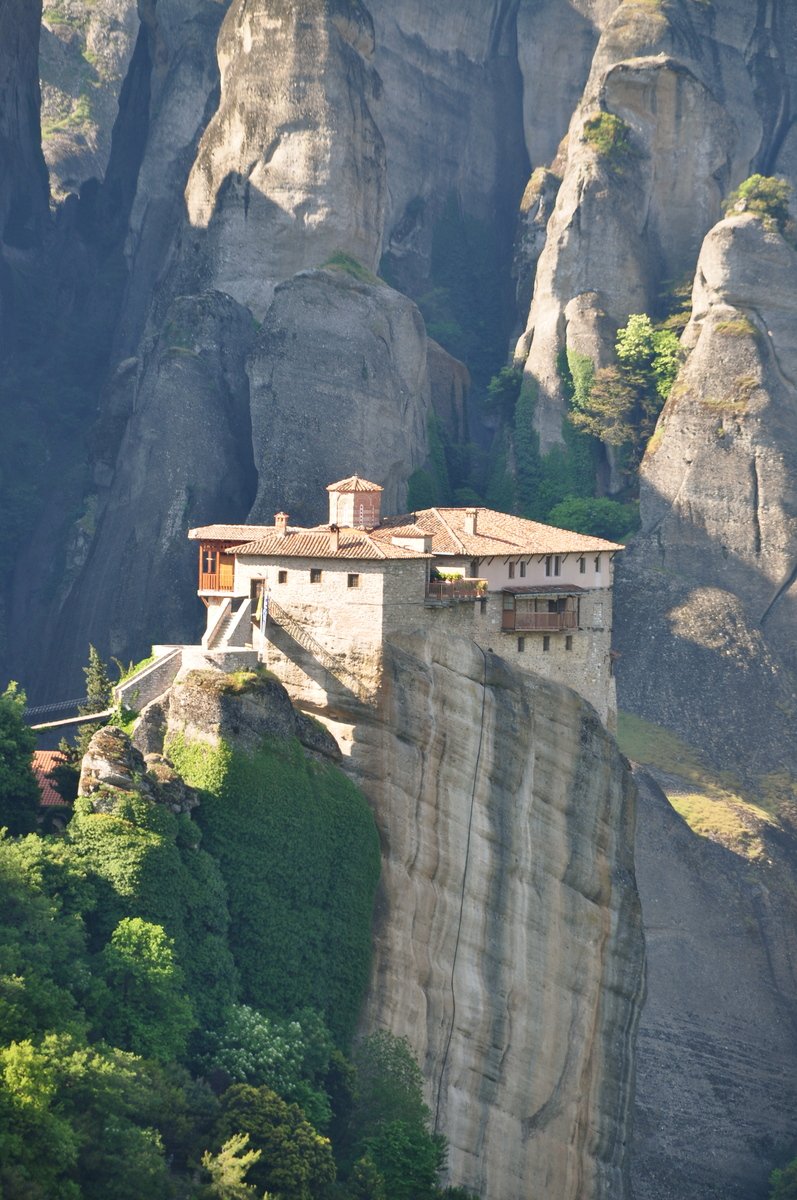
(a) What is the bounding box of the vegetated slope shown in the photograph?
[0,668,391,1198]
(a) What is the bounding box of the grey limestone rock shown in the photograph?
[329,630,644,1200]
[40,0,139,197]
[165,668,342,761]
[183,0,386,319]
[78,724,199,812]
[246,266,431,525]
[616,213,797,781]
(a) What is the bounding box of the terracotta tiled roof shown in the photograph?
[326,475,383,493]
[32,751,69,808]
[376,507,624,556]
[229,528,429,560]
[188,524,275,542]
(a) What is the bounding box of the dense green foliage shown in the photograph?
[771,1158,797,1199]
[167,734,381,1045]
[724,174,794,240]
[547,496,639,541]
[568,314,681,479]
[216,1084,336,1200]
[0,691,458,1199]
[0,683,39,835]
[582,112,636,167]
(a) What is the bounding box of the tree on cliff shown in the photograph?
[569,313,681,476]
[0,681,39,834]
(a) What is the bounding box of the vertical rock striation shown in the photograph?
[184,0,386,318]
[339,631,643,1200]
[0,0,50,334]
[616,212,797,780]
[246,266,431,525]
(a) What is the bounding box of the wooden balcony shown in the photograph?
[199,565,234,592]
[198,544,235,592]
[501,610,578,632]
[426,578,487,603]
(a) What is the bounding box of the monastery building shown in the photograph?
[184,475,623,727]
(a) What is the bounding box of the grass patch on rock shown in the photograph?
[322,250,382,287]
[618,710,777,860]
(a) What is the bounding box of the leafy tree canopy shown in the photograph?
[215,1083,336,1200]
[547,496,639,541]
[0,682,39,835]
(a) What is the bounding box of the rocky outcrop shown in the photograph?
[40,0,139,197]
[163,667,341,761]
[323,631,644,1200]
[632,768,797,1200]
[78,723,199,812]
[246,266,431,525]
[515,0,795,451]
[616,213,797,780]
[184,0,385,319]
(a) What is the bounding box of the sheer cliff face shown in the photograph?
[616,213,797,781]
[184,0,386,318]
[0,0,49,329]
[334,632,643,1200]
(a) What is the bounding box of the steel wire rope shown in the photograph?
[434,643,489,1133]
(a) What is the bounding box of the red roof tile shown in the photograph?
[188,524,275,542]
[230,528,430,560]
[376,507,624,556]
[326,475,383,493]
[32,751,69,808]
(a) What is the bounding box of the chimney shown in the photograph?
[465,507,478,536]
[275,512,289,538]
[329,524,339,551]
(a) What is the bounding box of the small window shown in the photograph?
[542,635,550,652]
[554,555,561,577]
[520,561,526,578]
[278,570,287,584]
[594,555,601,573]
[517,636,525,652]
[347,573,360,589]
[565,635,573,651]
[545,555,552,577]
[579,556,586,574]
[508,562,515,579]
[202,548,218,574]
[310,568,322,583]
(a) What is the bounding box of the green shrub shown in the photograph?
[582,112,636,166]
[723,174,794,239]
[0,682,39,835]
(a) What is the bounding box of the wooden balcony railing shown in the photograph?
[502,610,578,632]
[426,578,487,602]
[199,564,235,592]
